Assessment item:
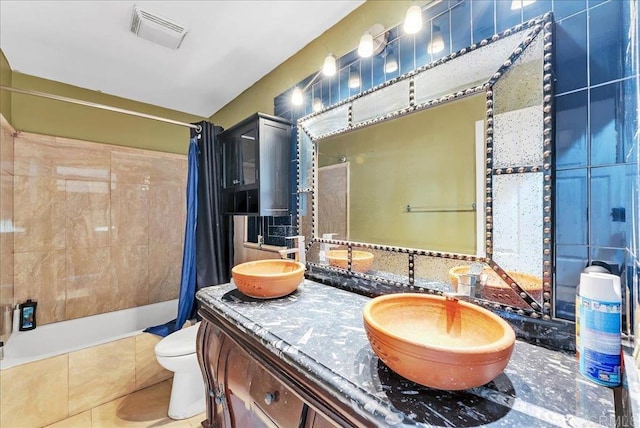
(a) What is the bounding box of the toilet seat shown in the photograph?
[155,322,200,357]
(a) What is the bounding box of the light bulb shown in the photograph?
[291,86,303,106]
[313,98,323,112]
[403,5,422,34]
[322,54,337,76]
[511,0,536,10]
[358,32,374,58]
[428,25,445,54]
[385,57,398,74]
[348,73,361,89]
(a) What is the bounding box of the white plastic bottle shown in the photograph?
[578,272,622,387]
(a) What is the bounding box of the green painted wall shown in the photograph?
[9,73,204,154]
[209,1,417,128]
[318,95,485,254]
[0,50,12,123]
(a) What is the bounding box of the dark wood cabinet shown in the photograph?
[220,113,292,216]
[198,320,342,428]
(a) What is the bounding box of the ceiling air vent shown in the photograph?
[130,5,188,50]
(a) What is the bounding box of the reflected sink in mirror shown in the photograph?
[326,250,374,273]
[231,259,305,299]
[363,293,515,390]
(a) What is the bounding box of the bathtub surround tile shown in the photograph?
[13,249,66,324]
[0,115,14,175]
[65,179,111,249]
[0,175,13,254]
[9,130,187,325]
[149,181,186,245]
[68,336,136,415]
[110,182,150,246]
[65,246,112,319]
[13,175,65,252]
[0,354,69,428]
[148,244,182,303]
[135,333,172,390]
[112,245,150,308]
[14,133,110,180]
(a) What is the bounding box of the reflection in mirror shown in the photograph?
[317,94,485,254]
[298,15,554,318]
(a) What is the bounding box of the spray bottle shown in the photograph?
[578,271,622,387]
[576,262,613,361]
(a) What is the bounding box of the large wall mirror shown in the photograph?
[296,14,554,319]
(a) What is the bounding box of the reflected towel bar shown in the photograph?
[405,203,476,213]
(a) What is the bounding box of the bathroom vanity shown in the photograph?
[196,280,619,427]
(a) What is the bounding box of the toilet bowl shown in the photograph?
[155,321,205,420]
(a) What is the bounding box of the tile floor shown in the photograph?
[45,380,205,427]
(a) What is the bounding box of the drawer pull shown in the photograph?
[264,391,279,405]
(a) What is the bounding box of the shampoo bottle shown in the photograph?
[576,262,613,361]
[578,271,622,387]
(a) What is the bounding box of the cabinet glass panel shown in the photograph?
[240,126,258,186]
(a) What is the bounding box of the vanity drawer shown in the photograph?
[250,360,304,427]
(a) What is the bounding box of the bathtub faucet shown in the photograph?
[278,236,306,266]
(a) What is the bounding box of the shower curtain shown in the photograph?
[145,121,233,337]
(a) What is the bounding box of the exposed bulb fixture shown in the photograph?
[428,25,445,54]
[358,32,374,57]
[385,57,398,74]
[322,54,337,76]
[510,0,536,10]
[313,98,324,112]
[403,5,422,34]
[291,86,303,106]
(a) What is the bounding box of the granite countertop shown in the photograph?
[196,280,617,427]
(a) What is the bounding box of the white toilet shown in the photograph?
[154,321,205,420]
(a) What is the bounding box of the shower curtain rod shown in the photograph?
[0,85,203,133]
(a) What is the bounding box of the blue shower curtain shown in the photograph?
[145,137,199,337]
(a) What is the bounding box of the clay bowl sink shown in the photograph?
[232,259,305,299]
[363,293,515,390]
[326,250,374,273]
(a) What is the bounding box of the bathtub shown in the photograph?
[1,299,178,370]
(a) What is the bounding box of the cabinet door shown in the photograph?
[258,120,291,215]
[222,137,240,189]
[238,123,258,187]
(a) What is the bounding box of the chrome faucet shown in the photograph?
[278,236,306,265]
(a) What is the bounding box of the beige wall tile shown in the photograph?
[0,174,13,254]
[0,116,15,175]
[110,151,152,184]
[65,180,111,249]
[13,175,65,252]
[110,182,149,246]
[149,181,186,246]
[0,354,69,428]
[68,337,136,415]
[135,333,171,390]
[14,249,66,324]
[44,411,91,428]
[65,246,112,319]
[14,133,110,180]
[148,244,182,303]
[111,245,149,309]
[150,155,187,184]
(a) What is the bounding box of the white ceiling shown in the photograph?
[0,1,364,117]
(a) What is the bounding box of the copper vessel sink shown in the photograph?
[326,250,374,273]
[363,293,515,390]
[232,259,305,299]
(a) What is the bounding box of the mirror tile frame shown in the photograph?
[296,14,554,319]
